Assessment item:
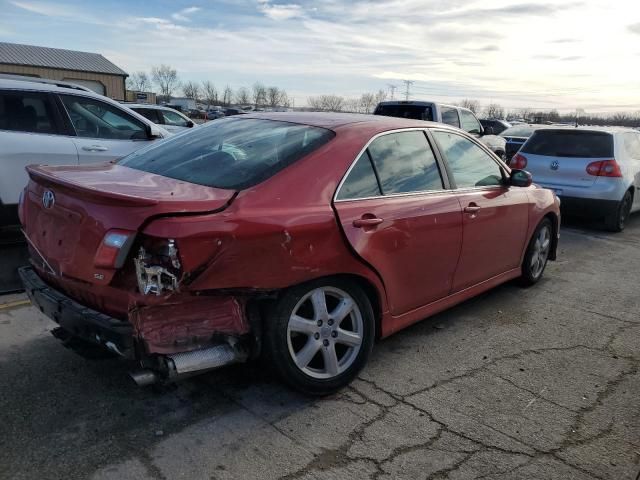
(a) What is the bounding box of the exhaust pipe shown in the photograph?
[130,341,246,387]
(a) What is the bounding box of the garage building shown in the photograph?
[0,42,128,100]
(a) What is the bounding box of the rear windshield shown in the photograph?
[501,125,537,138]
[521,130,613,158]
[119,118,334,190]
[374,104,433,121]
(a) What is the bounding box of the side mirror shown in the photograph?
[510,169,532,187]
[146,124,163,139]
[484,126,494,135]
[187,120,195,128]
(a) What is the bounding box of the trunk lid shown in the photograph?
[520,129,614,189]
[23,163,236,284]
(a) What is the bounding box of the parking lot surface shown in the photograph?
[1,217,639,480]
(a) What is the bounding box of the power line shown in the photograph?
[402,80,414,100]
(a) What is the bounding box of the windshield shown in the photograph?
[119,118,334,190]
[501,125,538,137]
[521,130,613,158]
[374,104,433,121]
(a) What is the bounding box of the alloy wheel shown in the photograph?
[530,224,551,279]
[286,286,364,379]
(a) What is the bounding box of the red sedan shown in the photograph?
[19,113,560,395]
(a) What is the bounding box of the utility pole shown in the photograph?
[402,80,414,101]
[387,84,397,100]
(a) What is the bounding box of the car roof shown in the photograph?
[0,75,99,95]
[533,126,637,135]
[240,111,445,133]
[127,103,172,110]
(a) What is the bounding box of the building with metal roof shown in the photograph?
[0,42,128,100]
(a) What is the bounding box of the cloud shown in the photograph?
[171,6,201,22]
[629,23,640,35]
[258,2,304,21]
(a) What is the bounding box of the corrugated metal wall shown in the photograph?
[0,65,125,100]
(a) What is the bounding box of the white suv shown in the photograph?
[0,76,170,226]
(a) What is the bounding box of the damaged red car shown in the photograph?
[19,113,560,395]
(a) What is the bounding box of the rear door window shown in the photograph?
[374,104,433,121]
[120,118,334,190]
[367,131,444,194]
[161,109,190,127]
[440,107,460,128]
[433,130,503,188]
[134,108,162,124]
[0,90,58,134]
[60,95,147,140]
[336,152,381,200]
[522,130,613,158]
[460,110,481,134]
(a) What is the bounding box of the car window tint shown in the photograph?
[460,110,481,134]
[521,130,613,158]
[0,90,57,134]
[433,131,503,188]
[374,104,433,121]
[162,110,189,127]
[120,118,334,190]
[367,131,443,194]
[337,151,381,200]
[60,95,147,140]
[441,107,460,128]
[134,108,161,124]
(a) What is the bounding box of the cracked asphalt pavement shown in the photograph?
[1,217,639,480]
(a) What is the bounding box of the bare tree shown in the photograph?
[252,82,267,108]
[308,95,345,112]
[201,81,218,108]
[127,71,151,92]
[235,87,251,105]
[459,99,480,114]
[266,86,286,108]
[484,103,505,119]
[182,81,201,102]
[360,93,377,114]
[222,85,234,106]
[151,64,180,99]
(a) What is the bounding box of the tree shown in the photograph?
[151,64,180,99]
[235,87,251,105]
[127,71,151,92]
[252,82,267,108]
[201,81,218,108]
[222,85,234,106]
[267,86,286,108]
[485,103,504,119]
[308,95,345,112]
[182,81,201,102]
[459,99,480,114]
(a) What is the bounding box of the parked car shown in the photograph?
[514,127,640,231]
[0,75,169,227]
[19,113,560,395]
[127,104,195,134]
[480,119,511,135]
[374,101,507,159]
[224,107,247,117]
[206,107,225,120]
[500,124,545,161]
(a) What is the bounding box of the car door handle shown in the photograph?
[82,145,109,152]
[464,205,481,214]
[353,217,384,228]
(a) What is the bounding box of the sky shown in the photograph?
[1,0,640,112]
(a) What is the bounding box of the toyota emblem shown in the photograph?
[42,190,55,209]
[550,160,559,171]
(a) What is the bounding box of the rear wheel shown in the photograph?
[264,278,374,396]
[520,218,552,286]
[604,190,632,232]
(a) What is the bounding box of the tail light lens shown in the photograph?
[94,230,135,268]
[511,153,528,169]
[586,160,622,177]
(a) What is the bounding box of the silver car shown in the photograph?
[513,127,640,231]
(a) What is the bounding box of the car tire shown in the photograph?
[264,278,375,396]
[519,218,553,287]
[604,190,632,232]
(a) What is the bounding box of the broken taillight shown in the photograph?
[94,230,135,268]
[133,238,182,295]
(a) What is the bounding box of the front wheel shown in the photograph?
[604,191,632,232]
[264,279,375,396]
[520,218,553,286]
